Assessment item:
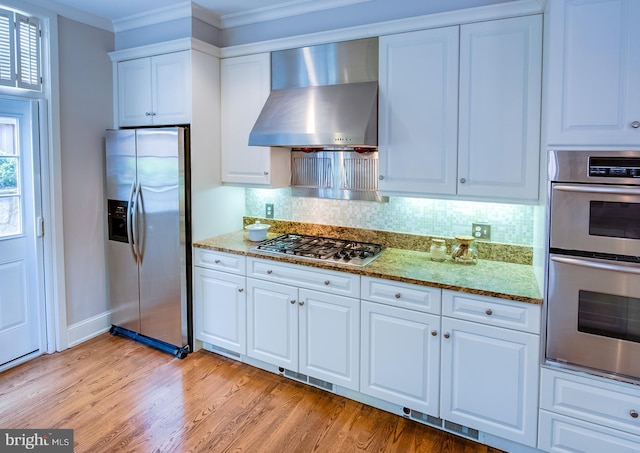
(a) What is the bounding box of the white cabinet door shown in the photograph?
[440,317,539,447]
[360,301,440,415]
[118,57,153,127]
[117,51,191,127]
[378,26,459,196]
[193,266,246,354]
[298,289,360,391]
[246,278,298,370]
[458,15,542,200]
[151,51,191,126]
[221,53,290,187]
[546,0,640,146]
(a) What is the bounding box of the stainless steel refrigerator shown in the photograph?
[105,127,191,358]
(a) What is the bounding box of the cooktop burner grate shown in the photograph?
[252,234,384,266]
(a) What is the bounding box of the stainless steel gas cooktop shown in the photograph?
[252,234,384,267]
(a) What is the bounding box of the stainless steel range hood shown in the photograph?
[249,38,379,149]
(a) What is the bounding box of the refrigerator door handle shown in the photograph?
[127,180,138,262]
[135,181,144,263]
[131,181,142,262]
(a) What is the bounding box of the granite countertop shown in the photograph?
[194,230,543,305]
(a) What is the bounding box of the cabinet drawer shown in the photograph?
[361,277,441,314]
[539,410,640,453]
[540,368,640,437]
[247,258,359,298]
[442,290,540,333]
[194,249,246,275]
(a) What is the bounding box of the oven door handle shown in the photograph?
[553,184,640,196]
[551,255,640,275]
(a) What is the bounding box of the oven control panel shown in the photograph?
[589,157,640,178]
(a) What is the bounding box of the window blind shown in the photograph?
[0,8,41,91]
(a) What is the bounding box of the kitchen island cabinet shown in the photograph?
[246,257,360,391]
[440,290,540,447]
[546,0,640,147]
[220,53,290,187]
[378,15,542,202]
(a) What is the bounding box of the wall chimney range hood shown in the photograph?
[248,38,379,150]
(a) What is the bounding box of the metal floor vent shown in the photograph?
[409,409,443,428]
[444,420,479,440]
[203,343,241,360]
[282,369,334,392]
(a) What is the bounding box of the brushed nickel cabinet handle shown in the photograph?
[267,270,273,275]
[631,121,640,128]
[631,410,639,419]
[444,333,450,339]
[431,330,438,337]
[485,309,493,316]
[460,178,466,184]
[290,300,296,304]
[324,280,330,286]
[299,301,305,306]
[238,288,244,293]
[214,259,221,264]
[379,175,384,180]
[394,293,401,299]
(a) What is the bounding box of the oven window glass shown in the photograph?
[578,290,640,343]
[590,201,640,239]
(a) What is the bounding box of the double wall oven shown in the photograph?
[546,150,640,383]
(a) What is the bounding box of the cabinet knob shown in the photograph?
[264,171,269,175]
[444,332,450,339]
[214,259,221,264]
[267,270,273,275]
[460,178,466,184]
[324,280,330,286]
[299,301,305,306]
[485,309,493,316]
[145,112,152,116]
[431,330,438,337]
[394,293,401,299]
[379,175,384,180]
[631,121,640,129]
[631,410,639,419]
[238,288,244,293]
[290,299,296,305]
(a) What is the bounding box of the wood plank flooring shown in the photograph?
[0,334,506,453]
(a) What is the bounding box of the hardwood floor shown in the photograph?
[0,334,506,453]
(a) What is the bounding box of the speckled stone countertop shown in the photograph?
[194,223,543,305]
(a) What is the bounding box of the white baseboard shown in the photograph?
[67,311,111,347]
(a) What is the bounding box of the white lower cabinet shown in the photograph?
[360,300,441,415]
[193,250,247,354]
[538,367,640,452]
[440,290,540,447]
[246,258,360,390]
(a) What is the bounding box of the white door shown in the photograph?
[0,98,43,367]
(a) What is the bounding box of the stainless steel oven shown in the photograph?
[546,150,640,383]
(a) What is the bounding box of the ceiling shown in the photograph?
[26,0,527,32]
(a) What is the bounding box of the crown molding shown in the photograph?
[221,0,544,58]
[219,0,371,29]
[112,1,193,33]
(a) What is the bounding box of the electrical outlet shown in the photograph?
[472,223,491,240]
[265,203,274,219]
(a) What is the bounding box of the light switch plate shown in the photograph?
[472,223,491,240]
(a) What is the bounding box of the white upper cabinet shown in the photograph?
[117,51,191,127]
[378,15,542,202]
[546,0,640,147]
[458,15,542,200]
[378,26,460,196]
[221,53,290,187]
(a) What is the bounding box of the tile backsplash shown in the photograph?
[246,188,535,246]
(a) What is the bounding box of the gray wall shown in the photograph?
[58,17,114,325]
